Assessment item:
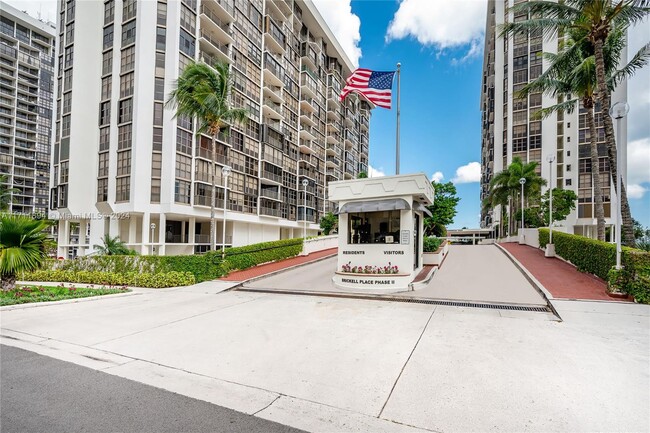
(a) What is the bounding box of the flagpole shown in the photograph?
[395,62,401,175]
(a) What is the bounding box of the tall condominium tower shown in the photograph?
[51,0,371,258]
[0,2,55,215]
[480,0,627,238]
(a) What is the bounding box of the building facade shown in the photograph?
[0,2,55,215]
[480,0,627,238]
[51,0,371,257]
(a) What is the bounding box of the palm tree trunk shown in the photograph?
[1,273,16,291]
[210,134,217,252]
[593,38,635,247]
[586,104,606,241]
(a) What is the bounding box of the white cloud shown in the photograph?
[627,184,648,200]
[386,0,487,57]
[452,162,481,184]
[368,165,386,177]
[431,171,444,183]
[312,0,362,67]
[627,137,650,185]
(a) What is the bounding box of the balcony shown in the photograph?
[299,167,317,180]
[326,155,339,167]
[263,84,284,103]
[299,125,316,141]
[200,6,233,45]
[262,98,282,120]
[264,16,286,55]
[196,147,228,164]
[299,110,316,127]
[199,31,231,63]
[260,204,281,218]
[261,169,283,185]
[263,52,285,87]
[203,0,234,22]
[299,139,313,154]
[266,0,288,20]
[299,153,317,167]
[326,143,341,157]
[260,187,281,201]
[300,70,318,99]
[299,96,315,113]
[261,150,283,167]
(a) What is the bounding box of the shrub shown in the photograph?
[423,237,444,253]
[218,238,304,271]
[20,269,195,288]
[539,228,650,303]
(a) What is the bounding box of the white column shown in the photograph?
[158,213,166,255]
[188,216,196,245]
[141,212,151,255]
[57,220,68,258]
[128,215,137,246]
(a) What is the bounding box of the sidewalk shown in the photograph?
[499,242,626,302]
[219,248,338,282]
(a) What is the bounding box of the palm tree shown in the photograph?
[0,174,18,212]
[93,234,135,255]
[486,157,546,236]
[519,28,648,241]
[167,61,248,252]
[499,0,650,246]
[0,214,53,291]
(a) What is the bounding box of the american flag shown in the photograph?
[340,68,396,109]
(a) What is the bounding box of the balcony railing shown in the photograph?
[261,170,283,183]
[200,5,231,34]
[260,188,280,200]
[260,205,281,217]
[199,30,230,57]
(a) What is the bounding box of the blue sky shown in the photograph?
[8,0,649,228]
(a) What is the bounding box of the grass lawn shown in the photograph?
[0,284,131,306]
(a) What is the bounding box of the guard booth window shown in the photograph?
[348,211,400,244]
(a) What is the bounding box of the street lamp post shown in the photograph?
[150,223,156,254]
[302,179,309,239]
[519,177,526,244]
[609,102,629,269]
[221,165,232,260]
[545,154,556,257]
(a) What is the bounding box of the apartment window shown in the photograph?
[104,0,115,24]
[97,178,108,202]
[64,70,73,91]
[62,115,71,137]
[152,127,163,151]
[117,150,131,176]
[119,99,132,123]
[154,78,164,101]
[98,152,109,177]
[99,102,111,126]
[119,72,134,98]
[60,161,69,183]
[179,29,195,57]
[123,0,137,22]
[179,4,195,33]
[150,178,161,202]
[116,176,130,201]
[118,124,132,149]
[62,92,72,113]
[66,1,75,23]
[175,154,192,179]
[64,47,73,69]
[155,52,165,77]
[174,179,191,204]
[156,27,166,51]
[178,53,192,74]
[99,127,110,151]
[151,153,162,177]
[122,20,136,47]
[65,22,74,45]
[103,25,114,50]
[102,51,113,75]
[101,77,112,100]
[566,179,572,186]
[157,2,167,26]
[153,102,163,126]
[566,164,572,172]
[175,128,192,155]
[0,16,13,36]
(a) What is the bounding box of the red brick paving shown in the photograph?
[412,265,435,283]
[499,242,628,301]
[219,248,338,282]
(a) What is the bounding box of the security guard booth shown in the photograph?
[329,173,434,292]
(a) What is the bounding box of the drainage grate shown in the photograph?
[237,287,551,313]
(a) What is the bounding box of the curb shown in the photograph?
[226,251,338,290]
[495,243,563,321]
[0,291,139,311]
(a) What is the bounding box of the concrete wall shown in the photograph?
[520,228,540,248]
[302,235,338,255]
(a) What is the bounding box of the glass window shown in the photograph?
[97,152,109,177]
[116,176,130,201]
[157,2,167,26]
[101,76,112,100]
[120,72,134,98]
[152,127,163,151]
[99,101,111,126]
[122,20,136,47]
[123,0,137,22]
[104,0,115,24]
[153,102,163,126]
[99,126,110,151]
[156,27,166,51]
[97,178,108,202]
[155,52,165,77]
[117,150,131,176]
[102,51,113,75]
[118,98,132,123]
[103,25,114,50]
[179,29,195,57]
[150,178,161,202]
[154,77,164,101]
[118,124,132,149]
[347,211,401,244]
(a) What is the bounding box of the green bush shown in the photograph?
[20,269,195,288]
[423,237,444,253]
[219,238,304,270]
[539,228,650,303]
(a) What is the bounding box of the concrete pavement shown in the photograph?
[1,285,648,432]
[1,345,303,433]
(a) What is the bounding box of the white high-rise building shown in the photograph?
[480,0,628,238]
[0,2,55,215]
[51,0,371,257]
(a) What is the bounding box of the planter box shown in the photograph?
[423,241,448,266]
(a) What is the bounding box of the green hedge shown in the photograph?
[35,238,305,286]
[539,228,650,303]
[20,270,196,288]
[423,237,444,253]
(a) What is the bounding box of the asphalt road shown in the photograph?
[0,345,304,433]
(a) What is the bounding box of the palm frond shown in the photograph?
[608,42,650,88]
[531,98,579,120]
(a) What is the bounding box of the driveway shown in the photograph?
[1,287,648,432]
